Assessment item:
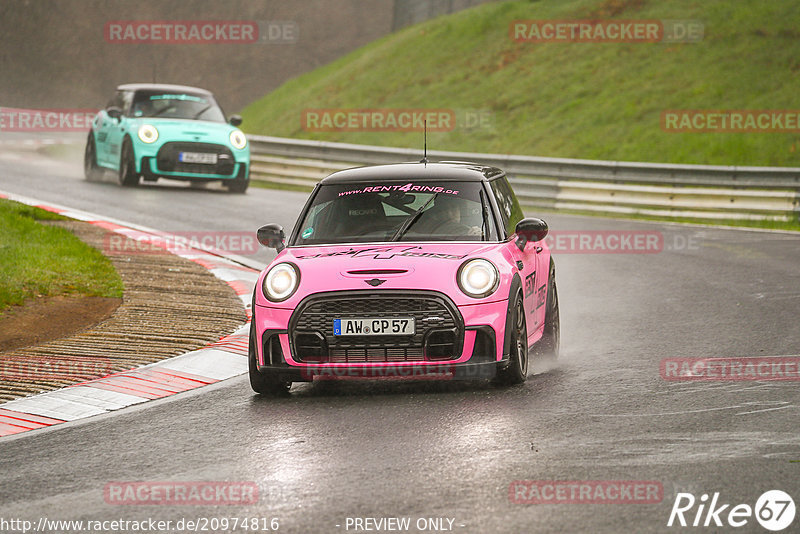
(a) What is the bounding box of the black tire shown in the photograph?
[84,134,104,182]
[226,166,249,194]
[248,317,291,396]
[534,261,560,361]
[118,139,140,187]
[494,293,528,385]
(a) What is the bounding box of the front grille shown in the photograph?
[155,142,235,175]
[289,291,463,363]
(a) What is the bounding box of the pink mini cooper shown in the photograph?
[249,162,559,394]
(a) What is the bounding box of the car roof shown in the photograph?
[116,83,213,95]
[319,162,505,184]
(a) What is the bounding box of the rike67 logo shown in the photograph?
[668,490,796,531]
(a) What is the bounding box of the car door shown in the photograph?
[489,177,545,342]
[105,90,133,169]
[92,92,122,165]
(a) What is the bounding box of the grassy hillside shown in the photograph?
[242,0,800,166]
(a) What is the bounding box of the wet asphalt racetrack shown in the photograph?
[0,136,798,533]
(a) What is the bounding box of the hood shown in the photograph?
[256,242,514,308]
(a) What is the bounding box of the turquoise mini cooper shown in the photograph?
[84,83,250,193]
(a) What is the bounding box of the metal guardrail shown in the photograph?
[248,135,800,221]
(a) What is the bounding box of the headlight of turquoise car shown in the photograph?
[457,258,499,299]
[137,124,159,144]
[229,129,247,150]
[262,262,300,302]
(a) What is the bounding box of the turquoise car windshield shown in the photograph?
[131,92,226,122]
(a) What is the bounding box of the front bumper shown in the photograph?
[253,292,509,381]
[134,140,249,180]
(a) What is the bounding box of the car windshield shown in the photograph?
[131,91,226,122]
[292,181,499,245]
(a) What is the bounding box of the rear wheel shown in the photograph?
[84,134,103,181]
[248,319,291,396]
[494,294,528,385]
[118,140,140,187]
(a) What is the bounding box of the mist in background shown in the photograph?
[0,0,492,113]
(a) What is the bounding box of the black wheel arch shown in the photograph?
[502,272,523,359]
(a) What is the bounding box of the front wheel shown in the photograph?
[494,293,528,385]
[84,134,104,181]
[118,140,140,187]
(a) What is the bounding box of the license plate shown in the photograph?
[179,152,217,164]
[334,317,415,336]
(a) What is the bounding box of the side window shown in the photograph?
[489,177,524,237]
[120,91,134,115]
[107,91,124,110]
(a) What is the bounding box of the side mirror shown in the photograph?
[257,223,285,252]
[106,106,123,120]
[229,115,243,127]
[515,218,548,251]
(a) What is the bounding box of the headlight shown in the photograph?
[229,129,247,150]
[262,262,299,302]
[137,124,159,144]
[457,258,499,299]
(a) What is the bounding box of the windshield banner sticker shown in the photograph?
[338,183,460,197]
[296,245,467,261]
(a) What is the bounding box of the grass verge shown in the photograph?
[0,199,124,313]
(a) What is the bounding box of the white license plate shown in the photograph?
[179,152,217,164]
[334,317,415,336]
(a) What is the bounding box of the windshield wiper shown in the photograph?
[192,105,212,120]
[146,102,180,118]
[390,193,438,242]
